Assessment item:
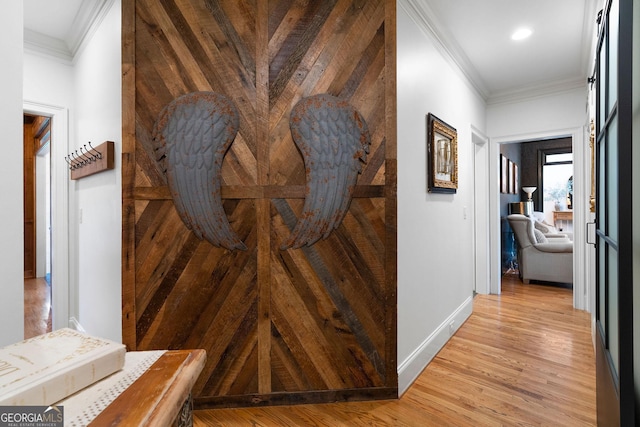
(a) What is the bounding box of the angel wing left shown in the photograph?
[152,91,247,251]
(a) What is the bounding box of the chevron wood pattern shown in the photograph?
[122,0,397,407]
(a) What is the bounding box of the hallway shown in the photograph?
[194,274,595,426]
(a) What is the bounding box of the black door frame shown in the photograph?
[594,0,634,424]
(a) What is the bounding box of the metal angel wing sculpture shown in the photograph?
[152,91,247,251]
[281,94,371,249]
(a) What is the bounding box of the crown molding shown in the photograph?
[24,29,73,63]
[23,0,113,63]
[67,0,114,61]
[487,77,587,106]
[399,0,490,101]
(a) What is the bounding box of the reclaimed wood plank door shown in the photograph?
[122,0,396,407]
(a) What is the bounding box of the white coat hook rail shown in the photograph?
[67,141,115,180]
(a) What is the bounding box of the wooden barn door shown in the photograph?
[122,0,397,407]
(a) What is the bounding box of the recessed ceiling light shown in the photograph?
[511,28,533,41]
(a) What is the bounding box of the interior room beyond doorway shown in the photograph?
[23,113,52,338]
[500,137,574,285]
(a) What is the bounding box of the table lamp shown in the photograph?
[521,186,536,216]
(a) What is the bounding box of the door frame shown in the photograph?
[35,141,50,278]
[594,0,635,423]
[488,127,589,311]
[23,100,73,331]
[472,125,490,294]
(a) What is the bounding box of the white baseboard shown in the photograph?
[397,296,473,396]
[68,317,86,333]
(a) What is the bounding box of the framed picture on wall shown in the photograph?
[508,159,514,193]
[427,113,458,193]
[512,163,519,194]
[500,155,508,193]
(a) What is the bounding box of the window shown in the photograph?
[542,149,573,225]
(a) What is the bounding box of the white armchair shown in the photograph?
[507,214,573,285]
[530,211,573,241]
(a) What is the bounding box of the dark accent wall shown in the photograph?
[499,143,521,217]
[499,143,520,274]
[520,137,572,211]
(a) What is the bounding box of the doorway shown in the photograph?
[489,127,588,310]
[23,101,72,334]
[498,138,574,287]
[23,113,52,338]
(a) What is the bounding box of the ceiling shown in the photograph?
[24,0,85,42]
[23,0,105,61]
[24,0,602,103]
[407,0,601,102]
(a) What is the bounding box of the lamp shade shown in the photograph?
[522,186,537,201]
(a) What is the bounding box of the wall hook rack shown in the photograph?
[67,141,114,180]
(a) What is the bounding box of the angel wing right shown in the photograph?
[281,94,370,249]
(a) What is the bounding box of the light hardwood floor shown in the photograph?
[24,277,52,339]
[194,274,596,426]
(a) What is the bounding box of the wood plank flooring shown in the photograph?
[194,274,596,426]
[24,277,52,339]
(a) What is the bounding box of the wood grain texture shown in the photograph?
[24,278,51,339]
[22,115,51,279]
[89,350,206,426]
[23,120,36,279]
[122,0,137,350]
[123,0,396,406]
[193,275,596,426]
[69,141,115,180]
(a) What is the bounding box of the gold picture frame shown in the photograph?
[427,113,458,193]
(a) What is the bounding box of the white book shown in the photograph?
[0,328,126,405]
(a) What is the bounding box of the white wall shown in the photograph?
[487,88,587,138]
[396,2,485,394]
[23,55,74,107]
[0,2,24,346]
[21,0,122,343]
[73,0,122,343]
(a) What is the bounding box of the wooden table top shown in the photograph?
[89,349,206,426]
